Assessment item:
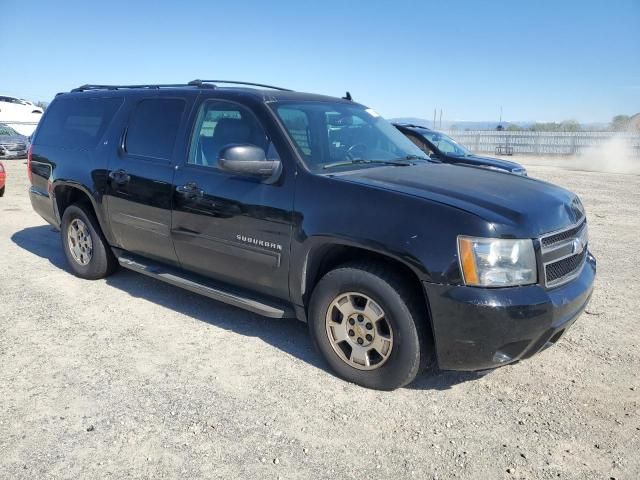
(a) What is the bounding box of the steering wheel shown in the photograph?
[346,143,368,160]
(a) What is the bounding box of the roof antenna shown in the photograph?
[342,91,353,101]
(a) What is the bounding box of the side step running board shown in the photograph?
[116,253,295,319]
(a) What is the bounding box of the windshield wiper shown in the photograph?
[322,159,412,170]
[391,154,441,164]
[396,154,431,162]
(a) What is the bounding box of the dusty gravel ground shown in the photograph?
[0,159,638,480]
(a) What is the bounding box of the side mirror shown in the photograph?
[218,144,281,183]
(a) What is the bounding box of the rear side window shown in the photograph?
[35,96,123,149]
[125,98,185,160]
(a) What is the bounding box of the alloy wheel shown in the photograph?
[325,292,394,370]
[67,218,93,266]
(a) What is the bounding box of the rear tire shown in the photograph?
[61,203,118,279]
[0,186,5,197]
[308,261,433,390]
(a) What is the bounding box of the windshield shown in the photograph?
[420,130,471,157]
[274,102,427,171]
[0,125,19,136]
[0,96,26,105]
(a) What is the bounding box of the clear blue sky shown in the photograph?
[3,0,639,123]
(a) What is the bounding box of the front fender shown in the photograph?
[291,235,429,306]
[288,172,491,307]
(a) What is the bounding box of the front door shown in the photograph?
[106,95,192,264]
[171,98,295,300]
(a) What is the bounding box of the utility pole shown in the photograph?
[439,109,443,129]
[433,108,437,129]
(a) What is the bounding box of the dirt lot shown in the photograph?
[0,159,638,480]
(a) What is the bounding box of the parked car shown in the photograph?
[0,123,29,159]
[0,96,43,137]
[394,123,527,175]
[28,80,595,390]
[0,161,6,196]
[0,96,43,114]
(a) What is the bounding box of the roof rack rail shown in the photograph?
[70,83,194,93]
[188,79,292,91]
[70,80,293,94]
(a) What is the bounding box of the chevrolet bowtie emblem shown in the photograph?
[572,236,586,255]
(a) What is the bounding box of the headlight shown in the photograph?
[457,236,537,287]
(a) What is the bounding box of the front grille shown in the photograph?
[570,198,585,224]
[540,219,588,288]
[542,220,586,248]
[1,143,27,151]
[545,249,587,284]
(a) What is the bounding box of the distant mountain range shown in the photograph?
[390,117,610,131]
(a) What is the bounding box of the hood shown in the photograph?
[332,163,581,236]
[0,134,27,145]
[457,154,522,171]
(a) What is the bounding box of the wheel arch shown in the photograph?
[301,240,438,381]
[53,182,114,244]
[298,240,432,325]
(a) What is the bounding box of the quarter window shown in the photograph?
[35,96,123,149]
[126,98,185,160]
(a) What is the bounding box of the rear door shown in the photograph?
[105,94,193,265]
[170,97,295,300]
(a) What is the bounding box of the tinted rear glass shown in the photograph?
[126,98,185,160]
[35,96,123,149]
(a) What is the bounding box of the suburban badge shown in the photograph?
[236,234,282,251]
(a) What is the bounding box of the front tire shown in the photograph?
[308,261,432,390]
[61,203,118,279]
[0,186,5,197]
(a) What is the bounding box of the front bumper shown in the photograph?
[0,149,28,159]
[423,252,596,371]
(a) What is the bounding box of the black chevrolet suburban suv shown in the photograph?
[28,80,596,390]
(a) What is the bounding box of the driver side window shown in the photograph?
[406,133,434,156]
[436,139,455,154]
[188,100,279,169]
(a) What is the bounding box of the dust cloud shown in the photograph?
[576,136,640,175]
[512,136,640,175]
